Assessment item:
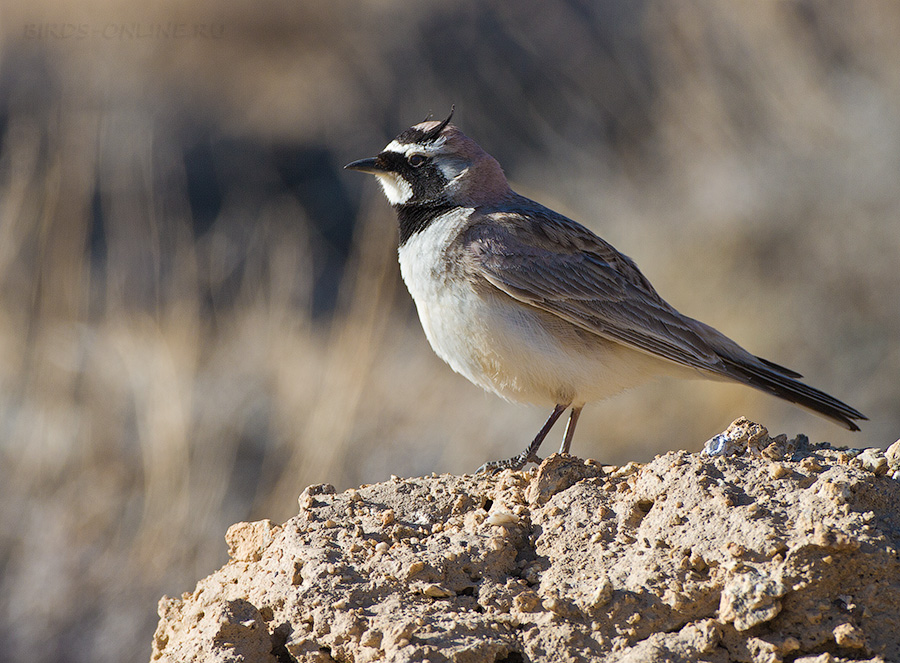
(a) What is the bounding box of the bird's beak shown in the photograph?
[344,156,384,174]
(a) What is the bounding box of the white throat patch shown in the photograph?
[375,172,413,205]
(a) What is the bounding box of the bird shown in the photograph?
[345,108,866,472]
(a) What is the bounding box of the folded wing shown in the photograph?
[461,207,866,430]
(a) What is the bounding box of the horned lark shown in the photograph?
[346,109,865,472]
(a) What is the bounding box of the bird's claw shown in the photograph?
[476,452,543,475]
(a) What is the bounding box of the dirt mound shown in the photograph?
[150,419,900,663]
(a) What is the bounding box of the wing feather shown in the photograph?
[456,203,865,430]
[463,207,733,373]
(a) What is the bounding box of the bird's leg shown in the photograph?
[477,404,567,473]
[559,405,582,454]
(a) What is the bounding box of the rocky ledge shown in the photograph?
[151,418,900,663]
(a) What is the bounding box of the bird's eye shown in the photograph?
[408,154,427,168]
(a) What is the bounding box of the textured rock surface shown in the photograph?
[151,420,900,663]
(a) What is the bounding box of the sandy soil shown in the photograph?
[150,419,900,663]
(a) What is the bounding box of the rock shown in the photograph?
[885,439,900,469]
[153,596,278,663]
[702,417,807,459]
[833,622,866,649]
[856,448,888,476]
[225,520,279,563]
[151,420,900,663]
[703,417,772,456]
[718,567,786,632]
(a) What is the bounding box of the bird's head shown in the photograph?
[345,108,510,207]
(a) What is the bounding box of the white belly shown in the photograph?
[398,212,676,407]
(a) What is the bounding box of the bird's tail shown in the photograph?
[721,356,867,431]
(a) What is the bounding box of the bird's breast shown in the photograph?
[398,208,511,394]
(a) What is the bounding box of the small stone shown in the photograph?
[747,636,779,663]
[769,463,791,479]
[421,584,454,598]
[702,417,771,457]
[489,536,506,551]
[833,622,865,648]
[514,591,540,612]
[837,595,857,611]
[857,448,888,475]
[298,483,335,510]
[589,576,613,608]
[800,457,824,473]
[816,480,852,503]
[690,551,707,572]
[719,569,786,631]
[543,597,571,616]
[885,440,900,469]
[703,433,733,457]
[486,511,519,526]
[360,629,382,648]
[727,542,747,558]
[522,563,542,585]
[225,520,278,562]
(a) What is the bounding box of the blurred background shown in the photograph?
[0,0,897,661]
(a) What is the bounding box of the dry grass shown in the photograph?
[0,1,898,661]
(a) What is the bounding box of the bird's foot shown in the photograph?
[476,451,543,474]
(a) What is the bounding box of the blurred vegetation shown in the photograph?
[0,1,897,661]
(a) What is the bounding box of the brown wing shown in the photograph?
[457,204,865,430]
[461,208,739,373]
